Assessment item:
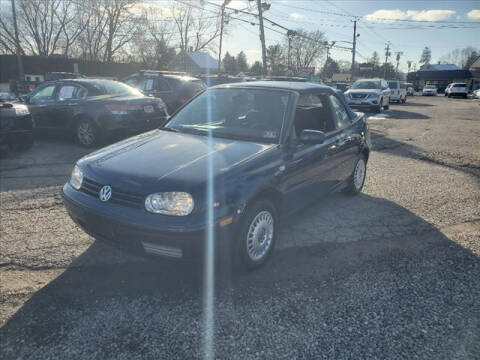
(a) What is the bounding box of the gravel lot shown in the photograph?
[1,95,479,359]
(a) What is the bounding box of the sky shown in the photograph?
[214,0,480,72]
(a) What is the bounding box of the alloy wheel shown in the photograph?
[246,210,274,262]
[77,121,95,146]
[353,158,366,191]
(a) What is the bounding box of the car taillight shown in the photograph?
[105,104,142,114]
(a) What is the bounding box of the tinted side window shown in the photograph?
[57,85,87,100]
[124,76,139,88]
[329,95,352,130]
[156,78,171,91]
[31,85,56,103]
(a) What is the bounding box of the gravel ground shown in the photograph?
[1,95,479,359]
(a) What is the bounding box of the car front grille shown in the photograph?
[81,177,145,209]
[350,93,367,99]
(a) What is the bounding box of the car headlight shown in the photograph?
[15,104,30,116]
[145,192,194,216]
[70,165,83,190]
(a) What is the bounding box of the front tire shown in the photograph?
[238,200,277,270]
[76,119,101,147]
[343,156,367,196]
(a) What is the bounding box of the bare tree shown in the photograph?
[130,4,177,68]
[286,30,326,72]
[171,2,221,53]
[72,0,138,62]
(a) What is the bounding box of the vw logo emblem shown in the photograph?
[99,185,112,202]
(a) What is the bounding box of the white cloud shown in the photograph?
[467,9,480,20]
[364,9,456,23]
[290,12,305,20]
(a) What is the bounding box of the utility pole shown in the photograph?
[218,0,231,73]
[383,43,391,79]
[10,0,24,83]
[351,19,357,77]
[287,30,295,74]
[323,41,336,76]
[256,0,268,77]
[395,51,403,79]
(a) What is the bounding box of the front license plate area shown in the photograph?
[144,105,154,113]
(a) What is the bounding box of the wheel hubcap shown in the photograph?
[246,211,274,262]
[78,122,94,146]
[353,159,366,190]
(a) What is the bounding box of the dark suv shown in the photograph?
[122,71,205,114]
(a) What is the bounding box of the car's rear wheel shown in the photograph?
[238,200,277,270]
[76,119,100,147]
[343,156,367,196]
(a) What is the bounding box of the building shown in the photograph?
[170,51,220,75]
[469,56,480,90]
[407,64,472,92]
[0,55,144,92]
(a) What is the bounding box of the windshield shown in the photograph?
[388,82,399,89]
[90,80,143,96]
[425,85,436,89]
[166,88,290,143]
[453,83,466,87]
[352,80,380,89]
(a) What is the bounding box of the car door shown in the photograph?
[28,83,58,128]
[281,93,345,213]
[51,83,88,130]
[381,80,390,105]
[328,94,359,181]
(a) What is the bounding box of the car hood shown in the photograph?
[79,129,276,193]
[345,89,381,95]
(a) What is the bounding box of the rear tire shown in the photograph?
[238,200,277,270]
[343,156,367,196]
[76,118,101,148]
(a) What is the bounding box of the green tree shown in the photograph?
[420,47,432,66]
[370,51,380,68]
[250,61,264,76]
[236,51,249,73]
[322,58,340,79]
[222,52,237,74]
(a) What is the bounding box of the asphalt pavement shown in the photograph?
[1,95,479,359]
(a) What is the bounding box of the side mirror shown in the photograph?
[299,129,326,144]
[20,95,30,104]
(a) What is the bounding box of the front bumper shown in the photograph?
[62,183,237,261]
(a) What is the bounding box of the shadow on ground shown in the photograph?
[1,194,478,359]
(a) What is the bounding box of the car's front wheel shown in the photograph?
[76,119,101,147]
[343,156,367,195]
[239,200,277,269]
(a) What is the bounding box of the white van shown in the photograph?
[388,80,407,103]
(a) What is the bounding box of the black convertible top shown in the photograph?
[213,81,334,93]
[213,81,357,118]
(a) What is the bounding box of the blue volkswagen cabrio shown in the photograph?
[63,81,370,269]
